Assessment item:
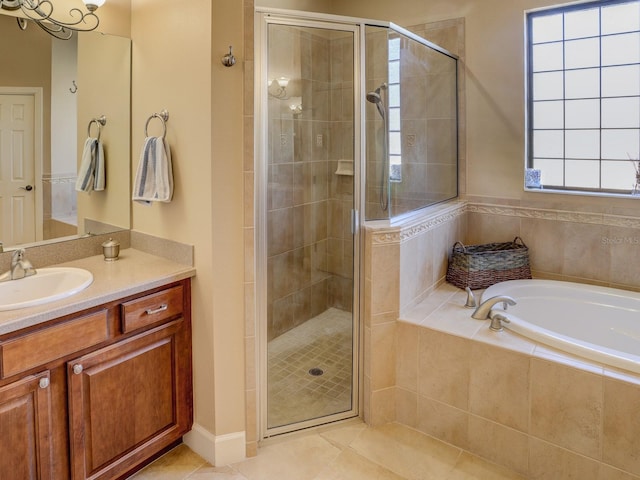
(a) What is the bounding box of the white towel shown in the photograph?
[75,137,105,193]
[132,136,173,205]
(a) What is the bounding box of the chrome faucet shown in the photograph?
[471,295,516,320]
[464,287,477,308]
[488,311,511,332]
[0,249,37,282]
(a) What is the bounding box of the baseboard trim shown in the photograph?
[184,424,246,466]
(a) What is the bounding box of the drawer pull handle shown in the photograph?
[145,304,168,315]
[39,377,50,389]
[73,364,83,375]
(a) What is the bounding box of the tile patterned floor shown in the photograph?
[129,420,526,479]
[267,308,353,428]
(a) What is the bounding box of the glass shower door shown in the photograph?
[261,19,358,435]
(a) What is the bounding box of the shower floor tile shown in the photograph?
[267,307,353,429]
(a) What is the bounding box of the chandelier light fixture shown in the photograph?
[0,0,106,39]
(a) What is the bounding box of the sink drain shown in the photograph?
[308,367,324,377]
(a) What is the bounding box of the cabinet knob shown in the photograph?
[73,364,84,375]
[38,377,50,389]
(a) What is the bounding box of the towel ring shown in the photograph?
[88,115,107,141]
[145,110,169,139]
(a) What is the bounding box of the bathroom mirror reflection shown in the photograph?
[0,14,131,249]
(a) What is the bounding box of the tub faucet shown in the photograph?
[488,311,511,332]
[471,295,516,320]
[0,249,37,282]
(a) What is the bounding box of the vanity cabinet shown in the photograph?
[0,279,192,480]
[0,371,53,479]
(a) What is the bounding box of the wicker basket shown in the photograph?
[446,237,532,290]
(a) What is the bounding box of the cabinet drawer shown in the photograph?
[121,285,183,333]
[0,310,109,378]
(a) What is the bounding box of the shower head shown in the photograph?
[366,91,382,104]
[366,83,387,119]
[366,83,387,103]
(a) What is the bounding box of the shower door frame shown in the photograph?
[255,9,365,439]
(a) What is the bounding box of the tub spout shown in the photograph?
[471,295,516,320]
[464,287,477,308]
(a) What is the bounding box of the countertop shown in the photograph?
[0,248,196,336]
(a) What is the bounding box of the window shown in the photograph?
[527,0,640,195]
[388,36,402,182]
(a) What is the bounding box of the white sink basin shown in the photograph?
[0,267,93,311]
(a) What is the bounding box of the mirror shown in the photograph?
[0,14,131,249]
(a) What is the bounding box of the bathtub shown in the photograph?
[482,279,640,374]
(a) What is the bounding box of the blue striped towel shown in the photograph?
[132,136,173,205]
[75,137,105,192]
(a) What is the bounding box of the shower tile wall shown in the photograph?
[243,0,256,458]
[365,27,390,220]
[328,33,355,314]
[365,20,460,220]
[390,36,457,215]
[409,18,466,197]
[267,27,354,341]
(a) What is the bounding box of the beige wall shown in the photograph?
[97,0,132,37]
[76,32,131,234]
[210,0,246,439]
[128,0,245,456]
[256,0,333,12]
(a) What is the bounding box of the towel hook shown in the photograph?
[145,109,169,139]
[87,115,107,141]
[221,45,236,67]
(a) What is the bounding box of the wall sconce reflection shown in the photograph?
[289,104,303,115]
[268,76,290,99]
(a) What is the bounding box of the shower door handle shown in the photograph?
[351,209,359,234]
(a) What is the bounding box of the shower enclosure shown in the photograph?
[364,25,458,219]
[255,9,458,438]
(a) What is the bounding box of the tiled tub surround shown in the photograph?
[466,200,640,292]
[396,283,640,479]
[364,198,640,478]
[363,201,467,427]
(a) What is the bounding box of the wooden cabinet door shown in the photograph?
[0,371,52,480]
[67,320,192,480]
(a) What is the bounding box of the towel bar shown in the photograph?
[145,110,169,139]
[87,115,106,140]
